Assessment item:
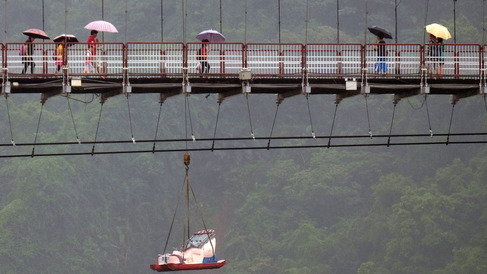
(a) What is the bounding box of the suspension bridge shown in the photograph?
[1,42,487,158]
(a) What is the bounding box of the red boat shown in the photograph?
[150,229,225,272]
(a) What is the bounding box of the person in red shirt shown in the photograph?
[198,39,210,75]
[87,30,101,74]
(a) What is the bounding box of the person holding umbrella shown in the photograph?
[198,39,210,76]
[54,39,65,74]
[21,29,50,74]
[368,26,392,74]
[84,20,119,78]
[427,34,443,75]
[195,30,225,77]
[374,33,388,74]
[87,30,102,75]
[426,23,450,76]
[21,36,35,74]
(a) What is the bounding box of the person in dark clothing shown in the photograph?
[21,36,36,74]
[374,33,388,74]
[428,33,444,75]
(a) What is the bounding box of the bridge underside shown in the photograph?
[2,76,482,105]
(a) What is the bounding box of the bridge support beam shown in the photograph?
[393,90,421,105]
[277,88,305,104]
[335,89,361,104]
[159,90,183,104]
[450,89,480,105]
[217,88,243,104]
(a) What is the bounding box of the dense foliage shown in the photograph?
[1,0,487,273]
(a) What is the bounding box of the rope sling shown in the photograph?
[162,152,216,262]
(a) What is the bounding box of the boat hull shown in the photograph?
[150,260,226,272]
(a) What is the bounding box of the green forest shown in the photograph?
[1,0,487,273]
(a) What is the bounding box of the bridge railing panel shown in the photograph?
[0,43,4,71]
[424,44,481,78]
[306,44,362,78]
[484,45,487,82]
[66,43,124,78]
[186,43,244,78]
[246,43,304,78]
[126,42,184,77]
[5,43,58,75]
[365,44,422,78]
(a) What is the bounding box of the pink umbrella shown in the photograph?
[196,29,225,43]
[84,20,118,33]
[23,28,50,40]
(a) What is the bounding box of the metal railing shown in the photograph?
[364,44,422,78]
[1,42,485,80]
[126,42,184,77]
[307,43,362,77]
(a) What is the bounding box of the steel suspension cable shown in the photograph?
[153,102,164,152]
[5,96,15,146]
[66,96,81,144]
[364,95,372,138]
[267,103,280,150]
[91,103,104,155]
[305,95,316,139]
[1,132,486,148]
[387,103,397,147]
[186,95,195,142]
[446,104,455,145]
[245,94,255,139]
[211,102,222,151]
[3,139,487,159]
[423,0,429,44]
[125,95,136,143]
[424,96,433,136]
[32,103,45,157]
[327,103,339,148]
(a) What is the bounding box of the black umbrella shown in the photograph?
[368,26,392,39]
[53,34,79,44]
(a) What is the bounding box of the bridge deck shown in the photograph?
[1,42,486,103]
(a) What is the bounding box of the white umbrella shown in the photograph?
[84,20,118,33]
[196,29,225,43]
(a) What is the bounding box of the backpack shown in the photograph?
[19,45,25,56]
